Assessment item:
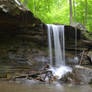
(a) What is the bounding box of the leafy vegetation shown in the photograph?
[20,0,92,32]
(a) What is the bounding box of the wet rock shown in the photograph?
[59,71,81,85]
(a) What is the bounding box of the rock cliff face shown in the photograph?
[0,0,46,69]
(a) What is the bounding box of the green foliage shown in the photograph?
[72,0,92,32]
[20,0,92,32]
[20,0,70,25]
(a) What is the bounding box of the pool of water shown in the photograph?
[0,80,92,92]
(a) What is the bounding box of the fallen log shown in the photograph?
[12,64,54,83]
[79,48,92,65]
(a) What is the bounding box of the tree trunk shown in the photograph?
[34,0,36,14]
[84,0,87,25]
[69,0,73,25]
[73,0,76,23]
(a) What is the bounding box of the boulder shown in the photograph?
[73,65,92,84]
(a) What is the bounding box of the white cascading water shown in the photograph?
[47,24,72,79]
[47,24,65,67]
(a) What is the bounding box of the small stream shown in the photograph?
[0,81,92,92]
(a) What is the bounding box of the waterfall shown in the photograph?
[47,24,72,79]
[47,24,65,67]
